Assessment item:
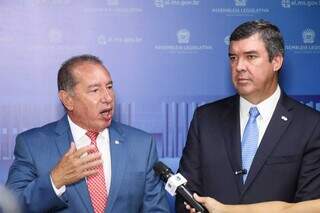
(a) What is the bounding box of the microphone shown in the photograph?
[153,161,208,213]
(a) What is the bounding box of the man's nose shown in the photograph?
[102,89,113,102]
[235,58,246,72]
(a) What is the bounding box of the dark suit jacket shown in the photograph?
[6,115,169,213]
[176,93,320,212]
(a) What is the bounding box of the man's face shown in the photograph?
[229,33,283,104]
[60,62,115,132]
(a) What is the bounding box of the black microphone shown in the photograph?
[153,161,208,213]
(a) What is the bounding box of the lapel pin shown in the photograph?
[115,140,120,145]
[281,116,288,121]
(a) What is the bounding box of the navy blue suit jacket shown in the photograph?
[6,115,169,212]
[176,93,320,212]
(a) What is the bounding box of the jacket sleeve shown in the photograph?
[142,136,170,212]
[6,133,68,212]
[295,118,320,201]
[176,108,202,213]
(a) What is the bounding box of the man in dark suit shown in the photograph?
[176,20,320,212]
[6,55,169,212]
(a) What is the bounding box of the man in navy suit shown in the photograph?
[6,55,169,212]
[176,20,320,212]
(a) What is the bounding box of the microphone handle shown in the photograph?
[177,185,208,213]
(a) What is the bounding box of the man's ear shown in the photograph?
[58,90,74,111]
[272,54,284,73]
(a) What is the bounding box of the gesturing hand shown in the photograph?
[51,142,102,189]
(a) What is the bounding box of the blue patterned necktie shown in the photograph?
[241,106,260,183]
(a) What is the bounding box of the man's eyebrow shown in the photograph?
[243,50,259,55]
[88,81,113,88]
[88,84,100,89]
[228,50,259,56]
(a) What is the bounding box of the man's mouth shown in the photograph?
[237,78,251,84]
[100,108,112,121]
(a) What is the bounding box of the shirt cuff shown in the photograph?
[50,175,66,197]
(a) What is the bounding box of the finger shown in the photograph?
[194,193,202,201]
[80,159,103,171]
[65,167,99,181]
[80,168,100,178]
[65,142,76,156]
[61,152,101,173]
[184,203,191,210]
[194,193,206,204]
[184,202,197,213]
[74,145,96,158]
[78,152,102,164]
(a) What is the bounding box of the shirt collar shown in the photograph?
[67,115,109,142]
[240,85,281,120]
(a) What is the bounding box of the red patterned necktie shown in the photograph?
[86,131,108,213]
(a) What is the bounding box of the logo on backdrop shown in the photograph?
[29,28,84,51]
[234,0,247,7]
[84,0,143,15]
[154,0,200,8]
[281,0,291,8]
[212,0,269,16]
[97,34,143,45]
[154,0,164,7]
[177,29,190,44]
[303,29,315,44]
[286,28,320,53]
[155,28,213,54]
[281,0,320,8]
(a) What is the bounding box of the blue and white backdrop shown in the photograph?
[0,0,320,183]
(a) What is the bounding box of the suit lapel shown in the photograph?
[241,93,293,195]
[54,115,93,213]
[54,115,72,156]
[106,122,127,212]
[221,95,244,193]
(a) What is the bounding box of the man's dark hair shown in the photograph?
[230,20,284,61]
[57,54,104,92]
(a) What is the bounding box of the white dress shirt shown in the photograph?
[51,116,112,196]
[240,85,281,146]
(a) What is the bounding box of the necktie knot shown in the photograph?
[249,107,260,119]
[86,131,99,144]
